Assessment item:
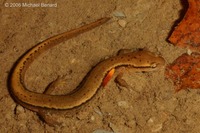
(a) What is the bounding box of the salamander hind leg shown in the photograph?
[37,75,67,126]
[43,75,67,94]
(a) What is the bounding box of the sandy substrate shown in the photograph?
[1,0,200,133]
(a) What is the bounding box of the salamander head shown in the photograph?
[129,50,165,69]
[138,50,165,68]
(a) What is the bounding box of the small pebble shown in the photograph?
[91,115,95,121]
[70,58,76,64]
[94,108,103,117]
[187,49,192,55]
[147,118,154,123]
[117,101,129,108]
[113,11,126,18]
[118,20,127,28]
[16,105,25,114]
[13,46,19,52]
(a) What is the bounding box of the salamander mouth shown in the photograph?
[128,62,164,70]
[135,63,158,68]
[116,64,159,70]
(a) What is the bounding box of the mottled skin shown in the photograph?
[9,17,165,110]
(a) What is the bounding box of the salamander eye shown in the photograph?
[150,63,157,68]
